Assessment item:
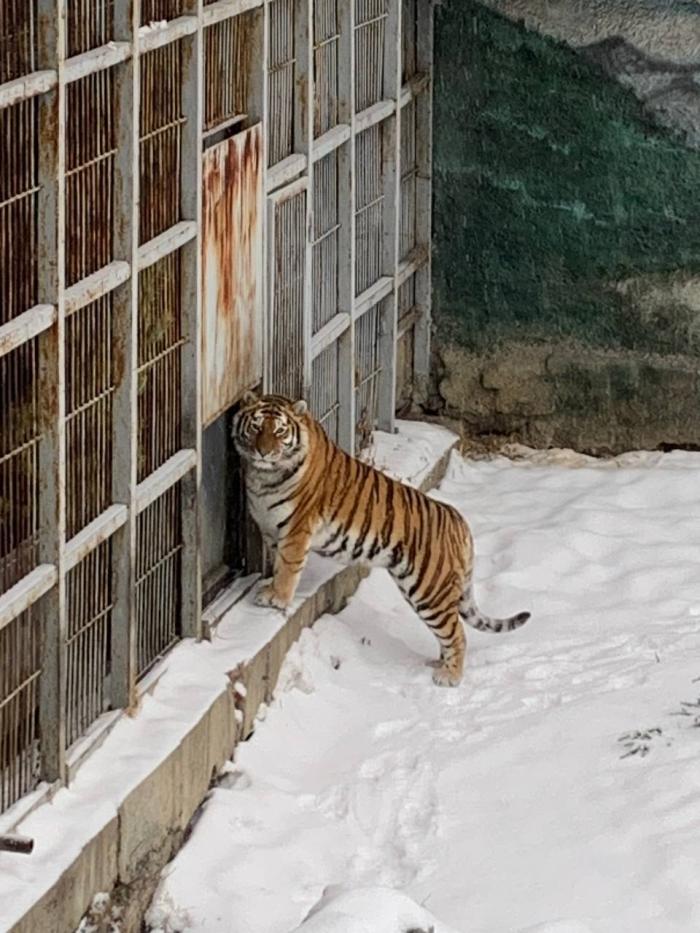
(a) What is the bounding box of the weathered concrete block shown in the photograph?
[435,338,700,453]
[10,817,119,933]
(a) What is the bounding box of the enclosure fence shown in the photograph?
[0,0,432,820]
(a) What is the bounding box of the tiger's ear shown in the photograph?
[292,399,308,416]
[242,390,258,405]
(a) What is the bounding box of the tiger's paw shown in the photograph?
[432,666,462,688]
[254,583,290,613]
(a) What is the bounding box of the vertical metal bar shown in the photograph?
[412,0,432,403]
[296,0,313,401]
[336,0,355,453]
[246,8,266,126]
[180,0,203,640]
[36,0,67,782]
[376,0,400,432]
[264,195,276,390]
[262,0,271,390]
[111,0,139,711]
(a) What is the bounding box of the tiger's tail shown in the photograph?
[459,585,530,633]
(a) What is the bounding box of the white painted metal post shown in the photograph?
[111,0,140,710]
[36,0,67,781]
[413,0,433,403]
[262,0,271,390]
[336,0,356,453]
[295,0,314,402]
[180,0,204,640]
[376,0,401,432]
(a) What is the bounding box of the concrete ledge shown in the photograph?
[2,422,457,933]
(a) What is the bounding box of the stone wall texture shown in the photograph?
[432,0,700,453]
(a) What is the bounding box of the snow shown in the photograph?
[361,418,456,487]
[148,448,700,933]
[0,420,450,931]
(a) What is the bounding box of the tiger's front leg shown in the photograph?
[254,528,312,611]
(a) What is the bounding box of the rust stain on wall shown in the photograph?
[202,124,263,426]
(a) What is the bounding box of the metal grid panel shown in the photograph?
[398,272,416,324]
[270,189,306,398]
[268,0,295,167]
[141,1,184,25]
[399,96,417,260]
[396,320,414,411]
[354,123,383,295]
[354,301,382,450]
[401,0,417,85]
[0,608,41,812]
[138,252,184,481]
[1,100,39,325]
[204,13,254,133]
[65,297,114,538]
[311,342,340,444]
[312,149,339,332]
[140,43,184,245]
[0,342,40,595]
[136,483,183,678]
[66,0,114,56]
[65,71,116,285]
[65,540,112,747]
[354,0,386,112]
[0,1,36,82]
[0,2,42,816]
[313,0,339,137]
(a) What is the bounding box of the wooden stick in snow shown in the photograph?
[0,834,34,854]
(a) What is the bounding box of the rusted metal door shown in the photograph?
[202,124,263,426]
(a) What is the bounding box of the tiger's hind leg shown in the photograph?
[417,604,466,687]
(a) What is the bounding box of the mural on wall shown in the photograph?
[433,0,700,357]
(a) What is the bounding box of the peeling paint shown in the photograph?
[201,124,263,426]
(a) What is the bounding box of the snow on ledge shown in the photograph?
[0,419,457,931]
[361,418,458,487]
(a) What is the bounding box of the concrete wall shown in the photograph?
[432,0,700,453]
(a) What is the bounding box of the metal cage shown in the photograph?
[0,0,433,819]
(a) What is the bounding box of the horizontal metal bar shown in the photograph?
[203,112,247,140]
[267,173,309,204]
[266,153,308,194]
[203,0,263,27]
[0,70,57,109]
[397,306,422,338]
[64,261,131,315]
[312,124,351,162]
[354,11,389,30]
[355,99,395,134]
[138,16,198,54]
[138,221,197,270]
[64,505,129,573]
[0,304,56,359]
[0,565,57,633]
[354,276,393,320]
[399,72,430,108]
[64,42,132,84]
[396,246,429,287]
[135,449,197,514]
[311,312,351,359]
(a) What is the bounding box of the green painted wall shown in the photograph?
[433,1,700,356]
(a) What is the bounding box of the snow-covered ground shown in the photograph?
[147,448,700,933]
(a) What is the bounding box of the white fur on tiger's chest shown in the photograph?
[247,491,283,541]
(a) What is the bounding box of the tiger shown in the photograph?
[232,392,530,686]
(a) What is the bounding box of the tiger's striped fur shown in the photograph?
[232,392,530,686]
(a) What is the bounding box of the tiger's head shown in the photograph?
[232,392,310,471]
